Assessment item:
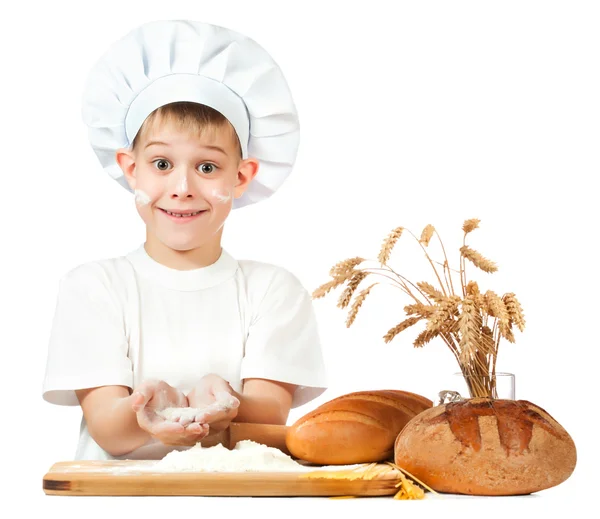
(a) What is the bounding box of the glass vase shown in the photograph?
[452,371,515,400]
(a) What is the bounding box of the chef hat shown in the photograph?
[81,20,300,209]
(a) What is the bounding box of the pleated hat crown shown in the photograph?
[81,20,300,209]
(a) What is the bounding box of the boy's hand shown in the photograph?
[187,374,240,434]
[131,379,210,446]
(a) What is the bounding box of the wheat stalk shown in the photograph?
[414,328,439,348]
[458,298,479,365]
[312,278,344,299]
[419,224,435,246]
[404,227,449,297]
[484,290,511,339]
[312,219,525,399]
[426,296,460,333]
[383,316,422,343]
[460,245,498,273]
[378,227,403,264]
[416,281,446,303]
[404,303,436,317]
[329,257,365,278]
[337,271,368,309]
[462,218,480,234]
[346,282,378,327]
[503,293,526,331]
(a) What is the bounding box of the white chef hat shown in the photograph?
[81,19,300,209]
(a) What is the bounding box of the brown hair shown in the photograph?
[130,101,242,158]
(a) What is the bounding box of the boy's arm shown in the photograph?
[186,375,297,432]
[76,386,151,457]
[234,378,297,425]
[76,380,210,457]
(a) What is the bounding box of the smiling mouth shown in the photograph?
[159,208,207,218]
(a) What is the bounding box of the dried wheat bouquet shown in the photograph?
[313,219,525,398]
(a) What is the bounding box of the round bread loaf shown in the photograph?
[286,389,432,464]
[394,398,577,495]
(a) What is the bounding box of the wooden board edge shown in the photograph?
[42,471,402,497]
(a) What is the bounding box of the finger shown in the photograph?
[205,419,231,433]
[186,422,210,435]
[194,406,236,426]
[177,413,194,427]
[135,409,153,432]
[214,390,240,410]
[131,392,145,411]
[152,421,185,435]
[192,403,220,423]
[132,385,155,412]
[210,396,239,415]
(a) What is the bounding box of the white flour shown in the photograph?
[55,442,367,474]
[156,407,202,422]
[157,393,238,423]
[154,440,304,472]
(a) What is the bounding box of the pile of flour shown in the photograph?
[157,407,207,422]
[157,394,238,423]
[154,440,307,472]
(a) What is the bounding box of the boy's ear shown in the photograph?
[234,158,260,199]
[115,148,137,191]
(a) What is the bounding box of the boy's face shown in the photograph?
[116,119,258,255]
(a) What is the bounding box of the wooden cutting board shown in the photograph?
[43,460,403,496]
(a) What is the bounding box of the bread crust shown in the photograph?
[394,398,577,495]
[286,390,433,464]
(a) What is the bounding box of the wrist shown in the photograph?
[234,393,287,425]
[90,393,153,457]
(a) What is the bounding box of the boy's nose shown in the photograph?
[171,168,195,197]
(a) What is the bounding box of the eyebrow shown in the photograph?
[144,140,227,155]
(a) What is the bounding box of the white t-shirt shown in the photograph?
[42,244,328,460]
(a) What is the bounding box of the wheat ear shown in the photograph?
[458,298,480,365]
[462,218,480,234]
[419,224,435,246]
[484,290,511,340]
[414,328,439,348]
[329,257,365,278]
[337,271,368,309]
[378,227,404,264]
[503,293,526,331]
[416,281,446,303]
[426,296,461,333]
[312,271,355,299]
[404,303,436,317]
[383,316,422,343]
[346,282,378,327]
[460,245,498,273]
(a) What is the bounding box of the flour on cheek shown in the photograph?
[211,188,232,204]
[134,189,152,206]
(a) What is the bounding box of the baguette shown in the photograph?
[286,389,432,464]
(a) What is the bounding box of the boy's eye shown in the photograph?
[153,159,171,171]
[199,163,216,174]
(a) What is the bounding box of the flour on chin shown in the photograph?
[154,440,304,472]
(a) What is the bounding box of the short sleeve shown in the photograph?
[42,263,133,406]
[239,267,328,408]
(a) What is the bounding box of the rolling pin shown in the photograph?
[200,423,292,456]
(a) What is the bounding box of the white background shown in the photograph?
[1,0,597,516]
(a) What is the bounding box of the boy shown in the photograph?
[42,20,327,460]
